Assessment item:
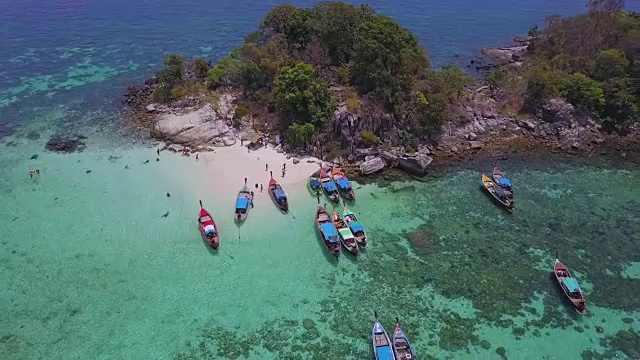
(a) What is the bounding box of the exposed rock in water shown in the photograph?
[45,136,86,153]
[30,154,38,160]
[397,154,433,176]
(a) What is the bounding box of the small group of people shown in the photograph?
[265,163,287,177]
[29,168,41,178]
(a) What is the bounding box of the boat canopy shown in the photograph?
[236,197,249,209]
[375,346,395,360]
[498,177,512,187]
[204,224,216,235]
[320,223,339,243]
[562,277,581,293]
[323,181,337,192]
[338,228,354,239]
[273,189,287,201]
[336,177,352,189]
[350,221,365,233]
[310,179,321,187]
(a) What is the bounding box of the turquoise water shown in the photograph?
[2,0,640,359]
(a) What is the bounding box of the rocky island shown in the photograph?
[124,1,639,176]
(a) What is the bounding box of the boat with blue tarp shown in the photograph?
[331,167,356,202]
[268,171,289,212]
[315,202,341,257]
[319,166,340,203]
[482,172,514,211]
[493,165,513,193]
[554,258,587,314]
[392,317,415,360]
[307,178,322,196]
[235,178,252,222]
[372,311,396,360]
[343,206,367,248]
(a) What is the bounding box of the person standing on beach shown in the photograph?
[260,184,263,192]
[195,153,199,161]
[157,149,160,156]
[265,164,268,171]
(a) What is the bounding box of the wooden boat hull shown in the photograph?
[316,206,341,257]
[372,316,395,360]
[198,207,219,250]
[268,172,289,212]
[392,320,415,360]
[554,260,587,314]
[334,211,359,255]
[331,168,356,202]
[307,178,322,196]
[493,166,513,193]
[482,174,513,211]
[344,209,367,248]
[320,167,340,203]
[235,185,252,222]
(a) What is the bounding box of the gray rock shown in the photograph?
[519,120,536,130]
[450,146,459,153]
[381,151,398,162]
[146,104,157,112]
[470,141,483,150]
[467,132,478,141]
[397,154,433,176]
[360,157,385,175]
[541,98,575,123]
[293,158,300,164]
[151,104,231,146]
[222,137,236,146]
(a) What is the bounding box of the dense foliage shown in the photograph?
[492,2,639,131]
[152,2,472,150]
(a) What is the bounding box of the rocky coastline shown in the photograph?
[123,33,639,178]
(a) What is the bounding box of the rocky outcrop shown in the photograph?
[396,153,433,176]
[360,157,385,175]
[45,136,86,153]
[149,93,237,147]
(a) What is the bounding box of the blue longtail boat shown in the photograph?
[331,167,356,202]
[319,165,340,203]
[372,311,396,360]
[235,178,252,222]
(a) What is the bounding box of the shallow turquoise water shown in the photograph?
[2,129,639,359]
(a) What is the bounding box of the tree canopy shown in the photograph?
[495,4,639,131]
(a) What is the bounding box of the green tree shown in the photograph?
[600,77,638,131]
[193,58,209,79]
[309,2,364,65]
[260,4,311,51]
[523,67,568,110]
[152,84,172,103]
[562,73,605,112]
[351,15,430,109]
[157,53,185,86]
[486,66,507,91]
[273,62,335,127]
[593,48,629,80]
[434,65,473,100]
[288,122,315,148]
[359,130,380,145]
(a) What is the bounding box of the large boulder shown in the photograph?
[151,104,231,146]
[540,98,575,123]
[396,153,433,176]
[360,157,385,175]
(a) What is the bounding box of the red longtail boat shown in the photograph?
[198,200,219,250]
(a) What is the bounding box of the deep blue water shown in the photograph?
[1,0,637,129]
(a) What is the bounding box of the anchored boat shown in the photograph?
[343,206,367,248]
[333,207,359,255]
[197,200,219,250]
[392,317,415,360]
[315,202,341,257]
[319,165,340,203]
[268,171,289,212]
[482,172,514,211]
[331,167,356,202]
[235,178,252,222]
[372,311,396,360]
[554,258,587,314]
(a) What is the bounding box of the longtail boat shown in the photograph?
[372,311,396,360]
[198,200,219,250]
[235,178,252,222]
[307,178,322,197]
[493,165,513,193]
[331,167,356,202]
[268,171,289,212]
[392,317,415,360]
[319,165,340,203]
[343,205,367,248]
[554,258,587,314]
[482,172,514,211]
[315,201,341,257]
[333,207,359,255]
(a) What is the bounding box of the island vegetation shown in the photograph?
[127,0,638,168]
